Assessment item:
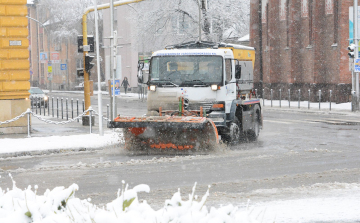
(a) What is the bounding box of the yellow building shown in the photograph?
[0,0,30,134]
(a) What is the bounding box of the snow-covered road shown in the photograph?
[1,107,360,222]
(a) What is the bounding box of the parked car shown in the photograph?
[29,87,48,108]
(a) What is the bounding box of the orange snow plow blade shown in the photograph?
[108,116,219,151]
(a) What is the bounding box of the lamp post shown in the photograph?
[354,0,360,111]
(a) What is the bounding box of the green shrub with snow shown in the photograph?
[0,175,257,223]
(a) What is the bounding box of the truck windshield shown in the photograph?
[150,56,223,87]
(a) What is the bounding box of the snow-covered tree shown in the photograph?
[132,0,250,53]
[37,0,95,42]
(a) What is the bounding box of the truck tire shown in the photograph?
[247,111,260,141]
[222,117,240,145]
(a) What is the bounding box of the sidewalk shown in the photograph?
[0,108,122,158]
[262,99,360,117]
[0,91,147,157]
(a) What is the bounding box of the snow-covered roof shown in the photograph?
[220,42,254,50]
[238,34,249,42]
[153,48,233,57]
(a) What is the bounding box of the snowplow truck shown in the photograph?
[108,41,262,150]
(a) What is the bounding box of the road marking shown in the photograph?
[305,119,360,125]
[281,119,317,124]
[264,118,359,125]
[265,119,318,124]
[264,120,293,124]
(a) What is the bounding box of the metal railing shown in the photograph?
[30,97,111,121]
[258,88,356,111]
[0,107,109,137]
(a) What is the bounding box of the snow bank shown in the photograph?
[0,177,256,223]
[0,132,122,155]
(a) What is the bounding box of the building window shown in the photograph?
[41,64,44,84]
[325,0,333,15]
[266,3,269,46]
[40,33,44,51]
[77,59,83,69]
[301,0,308,17]
[308,0,313,45]
[280,0,286,21]
[286,0,290,47]
[262,0,267,23]
[333,0,338,44]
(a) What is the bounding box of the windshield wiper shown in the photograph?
[183,80,209,86]
[151,80,178,87]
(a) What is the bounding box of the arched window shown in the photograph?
[308,0,313,45]
[286,0,290,47]
[266,3,269,46]
[333,0,338,44]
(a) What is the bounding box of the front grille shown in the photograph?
[188,102,212,111]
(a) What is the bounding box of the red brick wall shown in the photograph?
[251,0,357,102]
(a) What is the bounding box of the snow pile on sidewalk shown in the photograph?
[0,177,256,223]
[0,132,123,154]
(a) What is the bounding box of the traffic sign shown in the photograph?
[51,52,60,63]
[355,58,360,72]
[48,66,53,73]
[110,80,120,96]
[60,64,67,70]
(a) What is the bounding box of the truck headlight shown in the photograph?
[211,85,218,91]
[149,85,156,92]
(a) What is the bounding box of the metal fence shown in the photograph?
[30,97,112,121]
[0,107,107,137]
[258,88,355,111]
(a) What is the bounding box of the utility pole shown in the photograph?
[110,0,116,120]
[354,0,360,111]
[94,0,103,136]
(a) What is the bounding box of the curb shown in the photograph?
[0,144,122,159]
[0,147,96,159]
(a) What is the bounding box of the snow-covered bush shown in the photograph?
[0,175,257,223]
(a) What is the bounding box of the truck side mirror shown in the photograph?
[235,65,241,79]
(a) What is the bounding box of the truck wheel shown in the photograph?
[223,117,240,145]
[247,111,260,141]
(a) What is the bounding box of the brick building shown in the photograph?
[27,1,103,91]
[250,0,357,103]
